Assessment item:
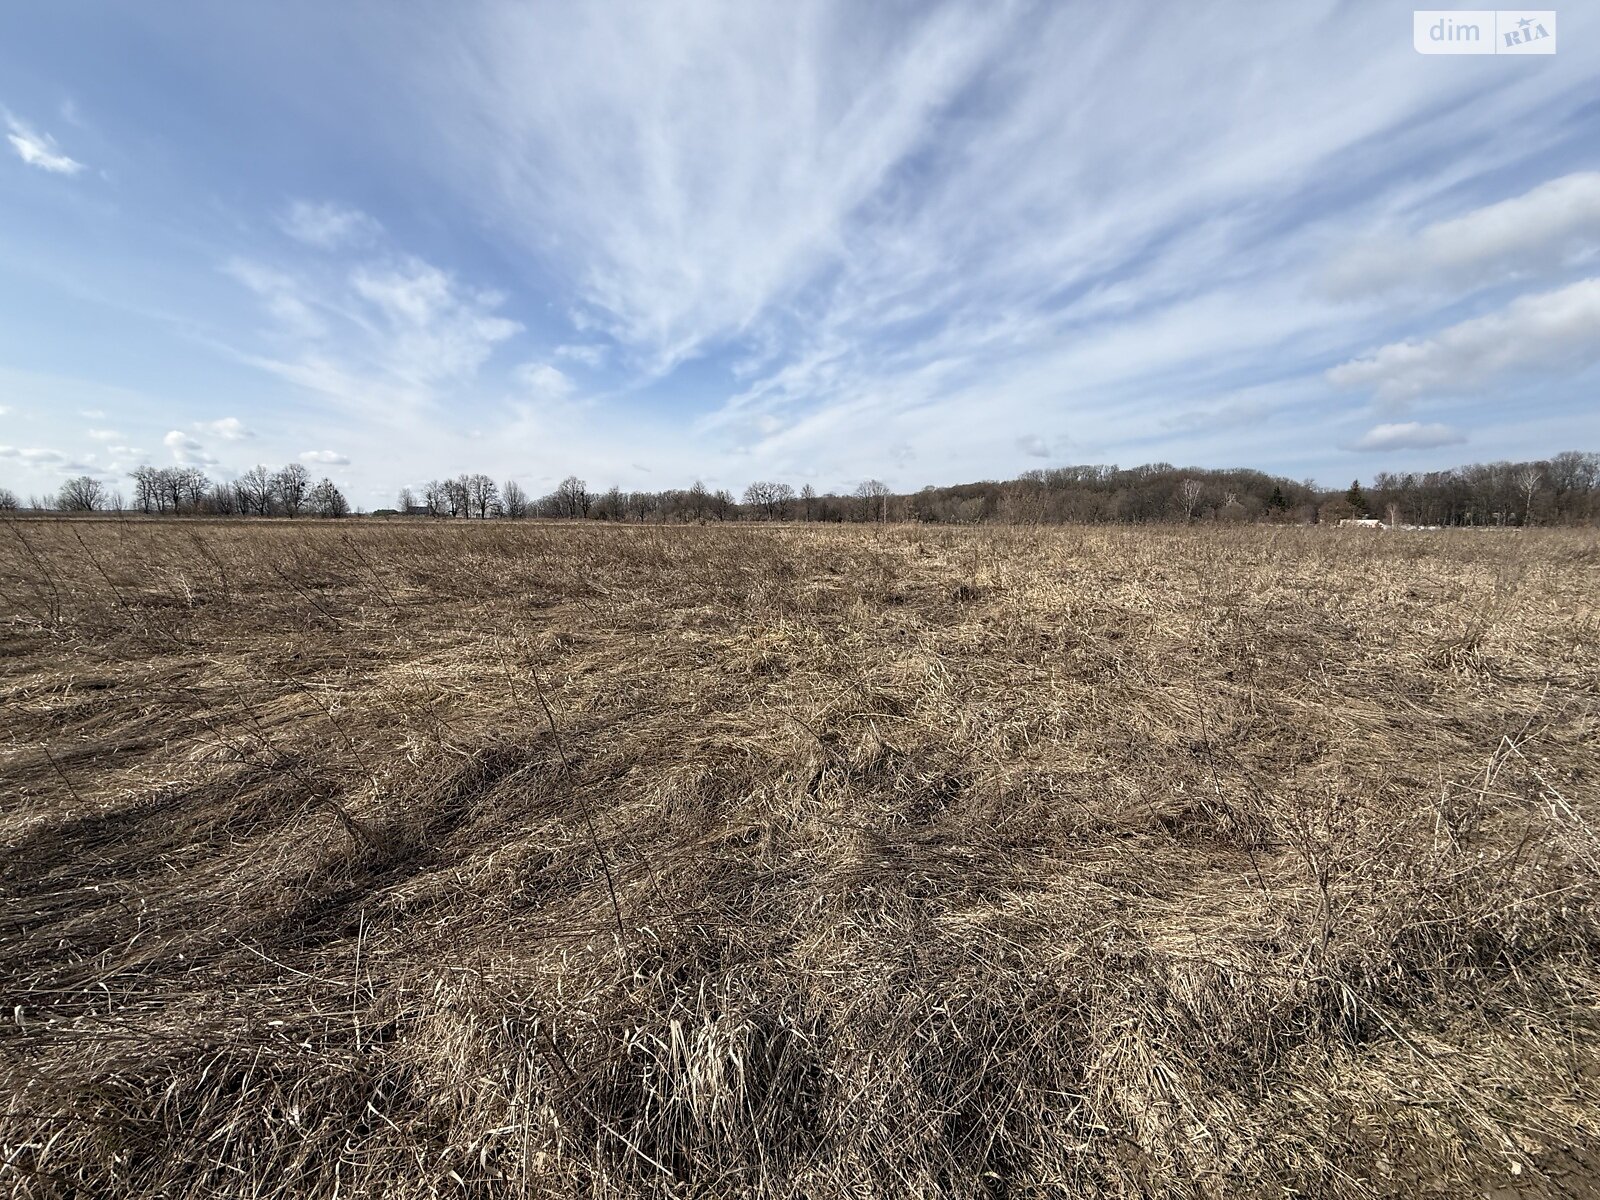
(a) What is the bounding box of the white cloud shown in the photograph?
[1328,172,1600,297]
[346,0,1597,488]
[228,250,521,419]
[224,259,329,339]
[300,449,350,465]
[19,4,1594,498]
[1327,278,1600,401]
[513,362,575,402]
[163,430,218,466]
[0,445,65,463]
[1346,421,1467,452]
[87,428,121,441]
[198,417,254,440]
[280,200,381,249]
[1015,435,1050,458]
[554,343,609,368]
[5,114,84,175]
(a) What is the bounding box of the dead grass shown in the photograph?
[2,518,1598,1198]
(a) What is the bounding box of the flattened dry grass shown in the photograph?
[2,518,1599,1197]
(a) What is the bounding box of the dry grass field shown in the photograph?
[2,518,1599,1198]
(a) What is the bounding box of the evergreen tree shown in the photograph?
[1345,479,1367,516]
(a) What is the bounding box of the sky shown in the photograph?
[1,1,1598,508]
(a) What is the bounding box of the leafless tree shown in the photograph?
[685,480,709,521]
[800,483,816,521]
[57,475,105,512]
[502,479,528,518]
[422,480,446,516]
[742,481,777,519]
[309,478,349,517]
[234,466,277,516]
[1520,465,1542,526]
[465,473,498,519]
[0,487,19,511]
[854,479,889,523]
[129,465,162,513]
[1180,478,1203,521]
[398,485,417,512]
[444,476,469,518]
[158,469,184,513]
[711,488,734,521]
[274,463,311,517]
[553,475,590,518]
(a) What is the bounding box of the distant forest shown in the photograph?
[6,450,1598,526]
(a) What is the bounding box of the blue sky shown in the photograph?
[2,1,1598,507]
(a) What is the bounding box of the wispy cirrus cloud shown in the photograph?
[228,246,521,421]
[5,112,84,174]
[0,445,66,464]
[554,343,609,369]
[1346,421,1467,452]
[7,3,1600,499]
[280,200,381,250]
[375,0,1597,483]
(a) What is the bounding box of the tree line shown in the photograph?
[0,464,350,517]
[2,450,1595,525]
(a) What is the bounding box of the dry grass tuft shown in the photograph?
[2,519,1598,1197]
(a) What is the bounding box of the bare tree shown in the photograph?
[742,481,776,519]
[234,466,277,516]
[129,465,161,513]
[470,476,496,518]
[398,485,417,512]
[423,479,446,516]
[274,463,311,517]
[158,468,186,514]
[0,487,18,511]
[502,479,528,518]
[685,480,709,521]
[444,476,469,518]
[711,488,734,521]
[1180,478,1203,521]
[800,483,816,521]
[180,468,210,512]
[854,479,889,523]
[309,478,349,517]
[464,473,498,518]
[1520,465,1542,526]
[57,475,105,511]
[553,475,590,519]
